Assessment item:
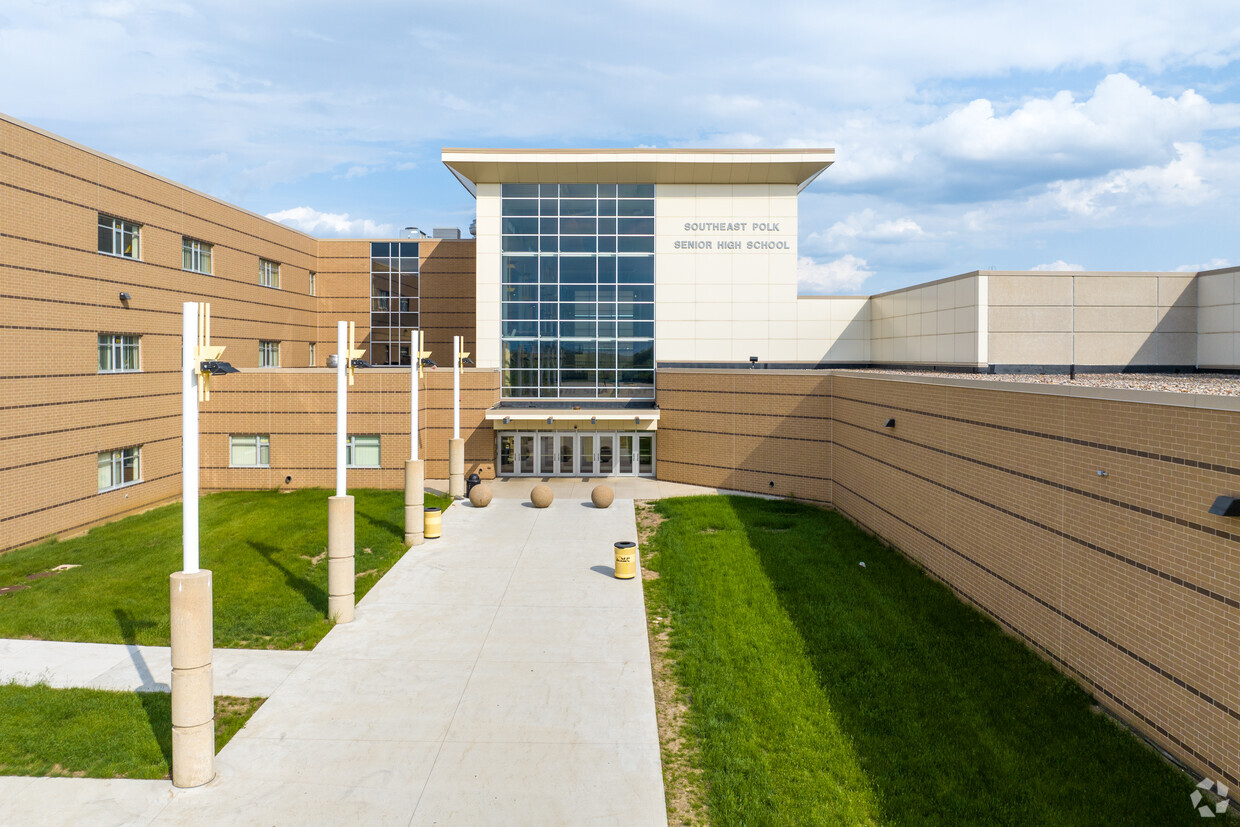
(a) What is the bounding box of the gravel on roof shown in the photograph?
[845,370,1240,396]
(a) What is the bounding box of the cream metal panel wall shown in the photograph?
[869,274,987,366]
[474,183,503,369]
[1196,266,1240,368]
[795,297,870,363]
[655,184,799,363]
[987,272,1195,368]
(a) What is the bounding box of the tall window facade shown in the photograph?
[182,238,212,274]
[500,183,655,399]
[98,214,140,259]
[98,333,140,372]
[369,241,419,365]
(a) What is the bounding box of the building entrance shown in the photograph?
[497,431,654,477]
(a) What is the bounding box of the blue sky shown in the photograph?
[2,0,1238,294]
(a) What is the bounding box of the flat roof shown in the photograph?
[442,148,834,195]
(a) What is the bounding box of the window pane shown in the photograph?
[231,439,257,466]
[559,236,596,253]
[98,454,113,490]
[353,436,380,467]
[560,184,596,198]
[501,217,538,234]
[617,236,654,253]
[617,199,654,217]
[503,256,539,283]
[502,236,539,253]
[501,199,538,216]
[501,184,539,197]
[258,437,270,466]
[617,184,654,198]
[617,257,654,282]
[98,223,112,254]
[559,199,596,217]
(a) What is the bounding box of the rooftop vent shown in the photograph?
[432,227,461,239]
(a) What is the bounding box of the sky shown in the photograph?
[2,1,1238,294]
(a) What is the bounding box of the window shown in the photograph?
[346,435,381,468]
[98,214,140,259]
[260,259,280,288]
[182,238,212,274]
[369,241,420,365]
[98,447,140,492]
[98,333,140,372]
[308,272,316,296]
[260,340,280,367]
[500,183,655,400]
[308,343,316,366]
[229,435,270,467]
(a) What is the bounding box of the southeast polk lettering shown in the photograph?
[673,221,789,250]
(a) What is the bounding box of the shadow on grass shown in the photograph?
[114,609,171,770]
[734,497,1206,827]
[248,540,327,614]
[355,505,403,538]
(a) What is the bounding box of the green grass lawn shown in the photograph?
[0,488,452,650]
[643,495,1219,826]
[0,683,262,778]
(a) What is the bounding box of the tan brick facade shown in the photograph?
[659,368,1240,790]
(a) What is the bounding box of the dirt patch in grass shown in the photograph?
[636,501,710,827]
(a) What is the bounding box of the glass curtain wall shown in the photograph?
[500,184,655,399]
[369,241,420,365]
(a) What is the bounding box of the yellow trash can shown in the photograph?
[614,541,637,580]
[424,507,442,540]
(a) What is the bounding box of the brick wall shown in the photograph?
[198,368,499,490]
[0,115,318,552]
[659,367,1240,789]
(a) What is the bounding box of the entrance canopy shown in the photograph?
[485,405,659,431]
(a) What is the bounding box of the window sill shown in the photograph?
[183,268,212,276]
[98,251,141,262]
[99,479,143,494]
[228,465,271,469]
[98,370,143,375]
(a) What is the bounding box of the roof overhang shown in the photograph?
[486,407,660,429]
[442,148,834,197]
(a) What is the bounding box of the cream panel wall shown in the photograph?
[655,184,799,363]
[1196,266,1240,368]
[870,274,986,366]
[474,183,502,369]
[987,272,1195,368]
[795,297,871,363]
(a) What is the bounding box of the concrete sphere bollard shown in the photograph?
[469,483,493,508]
[530,484,554,508]
[591,484,614,509]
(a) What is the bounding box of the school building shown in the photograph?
[1,112,1238,790]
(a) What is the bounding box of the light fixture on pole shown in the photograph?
[171,301,236,789]
[327,321,366,625]
[448,335,470,498]
[405,329,433,547]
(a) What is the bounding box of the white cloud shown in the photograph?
[797,255,874,294]
[1030,260,1085,271]
[812,208,925,251]
[926,74,1221,167]
[265,207,396,238]
[1176,258,1233,272]
[1042,142,1211,217]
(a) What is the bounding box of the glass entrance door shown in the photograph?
[495,431,654,477]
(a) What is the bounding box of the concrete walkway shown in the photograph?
[0,639,307,697]
[2,497,666,826]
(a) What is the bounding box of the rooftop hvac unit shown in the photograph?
[432,227,461,239]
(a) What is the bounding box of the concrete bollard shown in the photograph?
[327,495,355,623]
[448,438,465,498]
[404,459,425,546]
[170,569,214,788]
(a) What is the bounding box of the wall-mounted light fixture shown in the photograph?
[546,417,554,424]
[1097,470,1109,477]
[502,416,510,425]
[1208,495,1240,517]
[634,416,640,424]
[119,292,131,302]
[591,417,597,425]
[749,356,759,368]
[884,418,896,428]
[199,360,239,376]
[420,357,436,369]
